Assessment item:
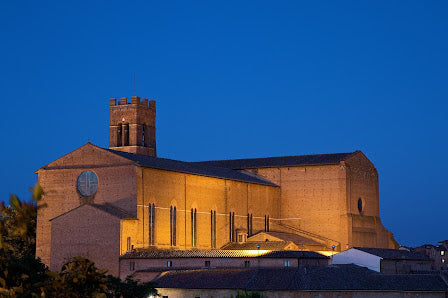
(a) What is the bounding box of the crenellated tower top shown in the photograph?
[109,96,156,156]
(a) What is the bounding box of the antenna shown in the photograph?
[133,73,136,96]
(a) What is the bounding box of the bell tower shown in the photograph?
[109,96,156,157]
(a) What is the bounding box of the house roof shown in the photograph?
[152,265,448,291]
[221,241,294,251]
[353,247,431,261]
[120,249,327,259]
[49,203,136,221]
[107,149,278,186]
[251,231,323,246]
[89,203,136,220]
[192,152,357,169]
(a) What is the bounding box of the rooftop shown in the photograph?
[354,247,431,261]
[108,149,278,186]
[193,152,358,169]
[121,249,327,259]
[152,265,448,291]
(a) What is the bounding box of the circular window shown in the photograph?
[357,198,363,213]
[77,171,98,197]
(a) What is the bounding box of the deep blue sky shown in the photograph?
[1,1,446,247]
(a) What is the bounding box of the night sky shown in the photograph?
[1,1,447,247]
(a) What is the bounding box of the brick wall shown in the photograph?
[50,204,122,275]
[36,143,137,268]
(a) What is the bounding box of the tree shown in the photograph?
[0,185,158,297]
[0,184,48,297]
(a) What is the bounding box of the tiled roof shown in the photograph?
[152,265,448,291]
[354,247,431,261]
[90,203,136,220]
[120,249,327,259]
[49,203,136,221]
[251,231,323,246]
[221,241,294,251]
[107,149,277,186]
[193,152,357,169]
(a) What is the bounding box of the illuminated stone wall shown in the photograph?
[135,167,279,250]
[244,152,396,250]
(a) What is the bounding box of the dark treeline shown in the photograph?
[0,185,158,297]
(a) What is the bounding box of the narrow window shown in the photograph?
[126,237,131,251]
[229,212,235,242]
[123,123,129,146]
[129,261,135,271]
[244,260,250,268]
[191,208,197,247]
[211,210,216,248]
[117,124,122,146]
[142,125,146,146]
[170,206,177,246]
[284,260,290,267]
[205,260,211,268]
[247,213,253,236]
[264,215,270,232]
[148,203,155,245]
[167,261,173,267]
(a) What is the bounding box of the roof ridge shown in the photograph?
[194,151,358,163]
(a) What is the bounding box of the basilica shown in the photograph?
[36,96,397,276]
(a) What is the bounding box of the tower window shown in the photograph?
[358,198,363,213]
[148,203,155,245]
[170,206,177,246]
[191,208,197,247]
[211,210,216,248]
[129,261,135,271]
[123,123,129,146]
[244,261,250,268]
[142,125,146,146]
[117,125,122,146]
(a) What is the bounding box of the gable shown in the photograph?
[40,143,135,170]
[343,151,376,170]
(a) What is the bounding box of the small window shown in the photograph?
[442,259,446,263]
[244,261,250,268]
[441,251,445,256]
[284,260,290,267]
[167,261,173,267]
[129,261,135,271]
[126,237,131,251]
[205,260,211,268]
[358,198,363,213]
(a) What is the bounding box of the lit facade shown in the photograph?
[36,96,397,276]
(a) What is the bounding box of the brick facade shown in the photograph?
[36,96,397,275]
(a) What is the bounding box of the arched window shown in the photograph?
[148,203,155,245]
[170,206,176,246]
[247,213,253,236]
[142,125,146,146]
[229,212,235,242]
[191,208,197,247]
[117,125,122,147]
[264,215,270,232]
[210,210,216,248]
[123,123,129,146]
[126,237,131,251]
